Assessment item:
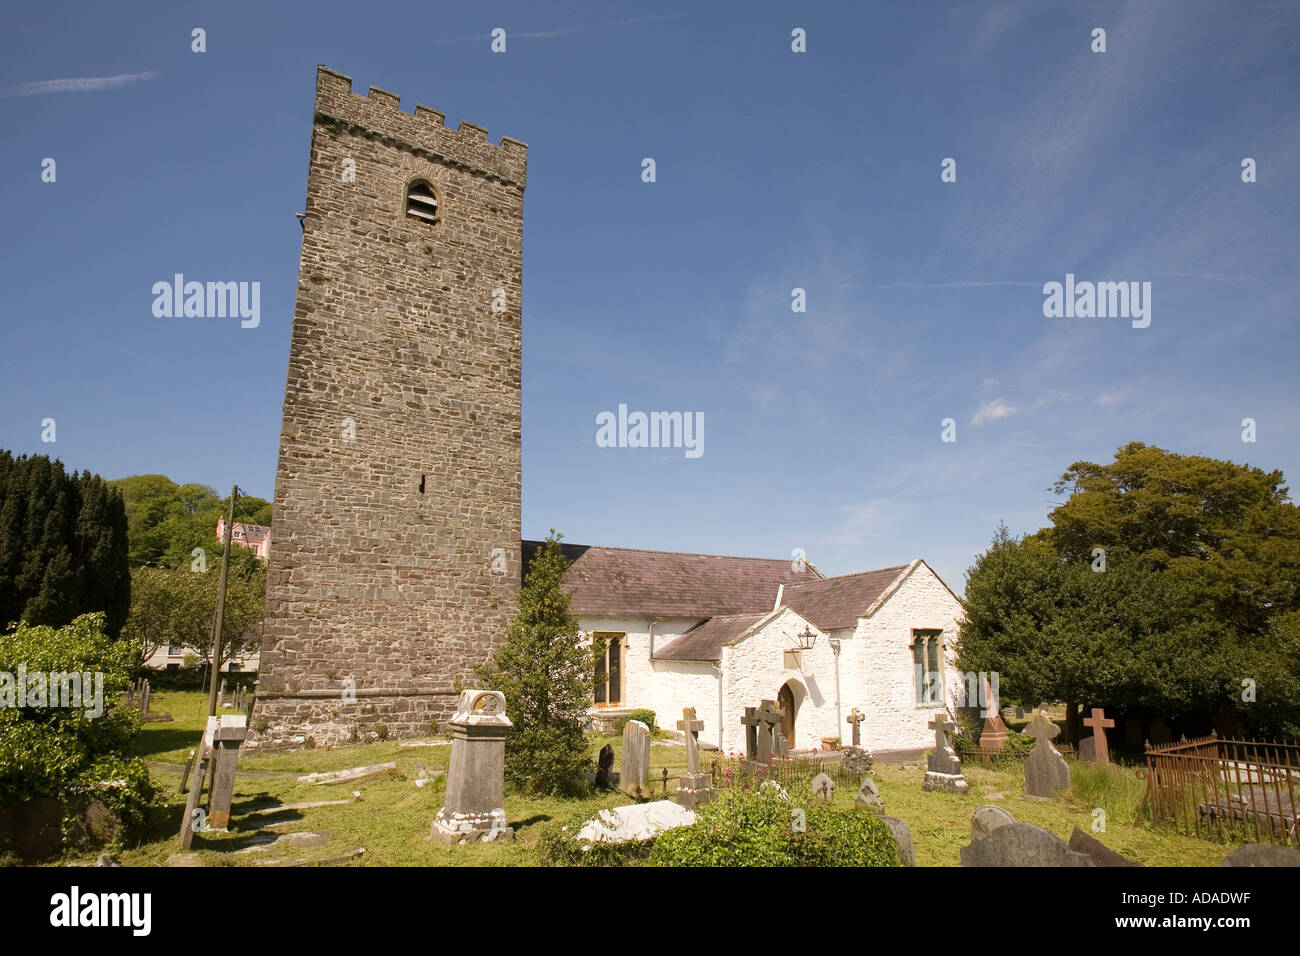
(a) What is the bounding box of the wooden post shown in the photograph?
[206,486,238,718]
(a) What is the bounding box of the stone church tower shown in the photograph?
[254,67,525,746]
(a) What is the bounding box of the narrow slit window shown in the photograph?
[405,181,439,224]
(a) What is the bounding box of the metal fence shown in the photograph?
[708,753,862,791]
[1137,733,1299,846]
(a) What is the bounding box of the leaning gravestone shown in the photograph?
[595,744,615,790]
[960,823,1095,867]
[970,805,1016,841]
[855,777,885,813]
[621,720,650,797]
[1080,707,1115,764]
[674,707,716,809]
[1023,711,1071,798]
[1068,826,1143,867]
[1220,843,1300,867]
[431,689,514,844]
[922,713,969,794]
[881,816,915,866]
[810,773,836,802]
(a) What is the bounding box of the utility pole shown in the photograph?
[207,485,239,717]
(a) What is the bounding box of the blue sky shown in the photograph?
[2,1,1298,593]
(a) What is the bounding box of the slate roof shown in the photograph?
[782,564,912,630]
[652,613,769,661]
[520,540,824,619]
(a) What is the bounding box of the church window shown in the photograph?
[404,180,440,224]
[593,632,623,706]
[912,629,943,705]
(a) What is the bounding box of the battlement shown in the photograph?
[314,66,527,187]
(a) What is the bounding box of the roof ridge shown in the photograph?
[785,564,910,588]
[524,539,818,566]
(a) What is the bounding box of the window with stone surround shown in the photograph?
[404,180,440,225]
[912,629,943,705]
[593,632,624,706]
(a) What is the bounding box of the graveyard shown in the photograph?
[52,687,1260,868]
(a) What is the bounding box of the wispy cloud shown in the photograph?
[972,397,1017,426]
[1097,387,1133,408]
[439,14,681,44]
[3,71,159,96]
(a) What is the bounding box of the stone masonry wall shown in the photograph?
[252,67,525,748]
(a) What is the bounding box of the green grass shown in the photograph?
[63,691,1248,867]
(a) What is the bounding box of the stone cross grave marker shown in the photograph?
[431,689,515,844]
[1023,711,1071,798]
[621,719,650,797]
[675,707,715,809]
[922,712,969,794]
[741,707,761,761]
[846,707,864,748]
[756,699,783,764]
[1081,707,1115,764]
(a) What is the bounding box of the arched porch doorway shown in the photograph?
[778,682,797,748]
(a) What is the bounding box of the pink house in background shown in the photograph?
[216,518,271,561]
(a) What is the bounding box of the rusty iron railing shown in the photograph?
[1137,733,1300,846]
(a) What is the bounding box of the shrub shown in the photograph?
[0,613,160,852]
[375,723,388,740]
[648,785,900,867]
[615,709,657,735]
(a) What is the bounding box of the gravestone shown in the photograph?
[140,679,150,715]
[841,747,873,776]
[595,744,615,789]
[810,773,835,802]
[1080,708,1115,764]
[960,823,1095,867]
[1014,705,1025,720]
[621,719,650,797]
[881,816,915,866]
[1220,843,1300,867]
[922,713,969,794]
[1023,712,1071,798]
[855,777,885,813]
[1077,736,1096,762]
[1123,718,1144,748]
[845,707,865,748]
[576,800,696,845]
[970,805,1016,841]
[674,707,715,809]
[1068,827,1143,867]
[741,707,761,761]
[773,729,789,758]
[754,699,783,765]
[431,689,514,844]
[979,680,1009,754]
[206,714,248,831]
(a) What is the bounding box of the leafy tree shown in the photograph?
[111,475,271,571]
[0,452,130,637]
[475,531,594,796]
[960,443,1300,739]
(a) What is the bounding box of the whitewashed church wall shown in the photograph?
[720,607,839,754]
[839,564,965,753]
[577,616,701,714]
[652,660,722,747]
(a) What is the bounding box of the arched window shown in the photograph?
[404,180,440,224]
[593,632,623,706]
[912,629,943,705]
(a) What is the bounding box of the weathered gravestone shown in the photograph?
[773,729,789,758]
[674,707,716,809]
[576,800,696,845]
[431,689,514,844]
[810,773,835,802]
[1023,711,1071,798]
[855,777,885,813]
[1068,826,1143,867]
[595,744,615,790]
[881,816,915,866]
[960,822,1095,867]
[206,715,248,830]
[841,746,874,776]
[751,699,783,769]
[922,713,969,794]
[621,719,650,797]
[1080,707,1115,764]
[1220,843,1300,867]
[845,707,865,748]
[1014,705,1025,720]
[979,679,1009,755]
[741,707,761,763]
[970,805,1016,841]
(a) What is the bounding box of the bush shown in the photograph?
[648,785,900,867]
[0,613,160,852]
[615,709,657,735]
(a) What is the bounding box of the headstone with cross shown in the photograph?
[810,772,836,802]
[1079,707,1116,764]
[674,707,715,809]
[741,707,761,762]
[1023,711,1071,797]
[755,699,783,764]
[922,712,969,794]
[846,707,865,748]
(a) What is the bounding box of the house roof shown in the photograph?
[782,563,912,630]
[521,540,824,619]
[652,613,770,661]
